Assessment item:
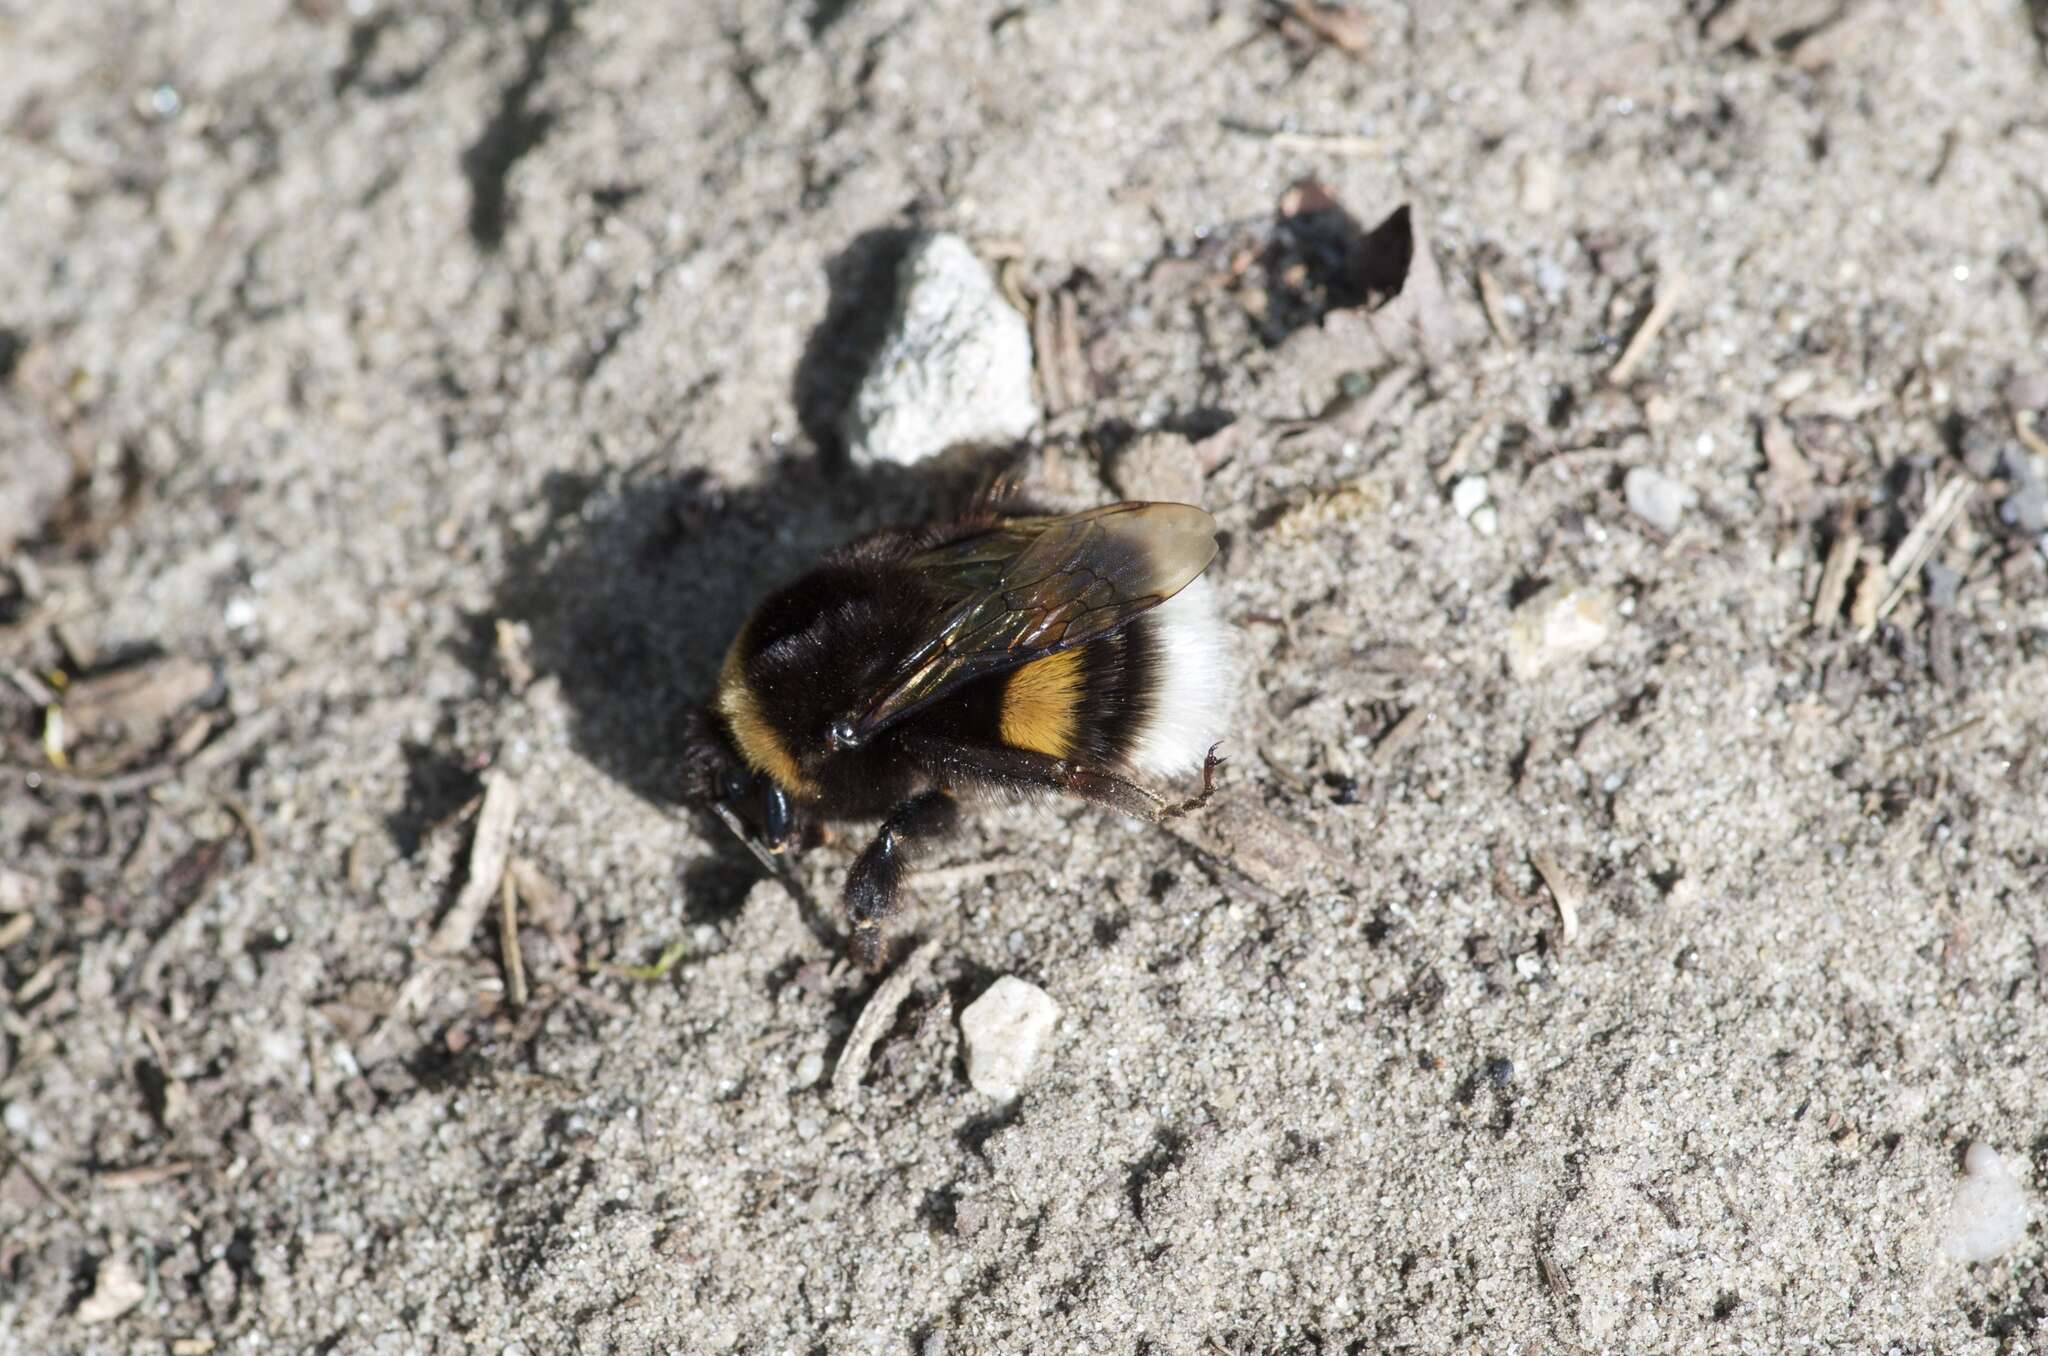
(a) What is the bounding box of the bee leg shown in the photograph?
[902,736,1175,822]
[845,788,960,972]
[1157,743,1226,820]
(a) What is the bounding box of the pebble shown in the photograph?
[1516,154,1559,216]
[1997,449,2046,535]
[959,975,1060,1099]
[1506,583,1615,681]
[844,233,1040,466]
[1939,1142,2031,1263]
[1450,474,1497,536]
[75,1250,146,1324]
[1924,561,1962,610]
[1623,466,1697,535]
[793,1050,825,1090]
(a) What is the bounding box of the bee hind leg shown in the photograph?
[1157,744,1226,820]
[845,788,960,971]
[903,734,1212,823]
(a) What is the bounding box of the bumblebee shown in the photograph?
[690,500,1236,968]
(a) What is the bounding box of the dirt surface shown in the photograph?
[4,1,2047,1351]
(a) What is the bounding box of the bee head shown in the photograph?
[715,764,795,852]
[682,708,797,856]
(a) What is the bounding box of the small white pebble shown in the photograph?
[793,1051,825,1090]
[959,976,1060,1099]
[1516,154,1559,216]
[1623,467,1698,535]
[1450,475,1490,521]
[1940,1142,2032,1263]
[1505,584,1615,681]
[1771,369,1815,403]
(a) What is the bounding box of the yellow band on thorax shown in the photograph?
[716,640,813,795]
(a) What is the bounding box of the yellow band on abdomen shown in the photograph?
[999,648,1084,758]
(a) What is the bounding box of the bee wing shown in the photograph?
[850,502,1219,741]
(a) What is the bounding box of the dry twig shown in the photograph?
[1371,707,1430,766]
[831,938,940,1108]
[1529,849,1583,945]
[499,871,528,1009]
[1862,475,1974,638]
[1811,508,1860,629]
[1607,268,1688,386]
[99,1159,201,1190]
[427,771,520,955]
[1475,267,1519,351]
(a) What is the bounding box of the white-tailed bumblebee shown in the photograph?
[689,500,1236,968]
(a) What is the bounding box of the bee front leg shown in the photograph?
[845,788,960,971]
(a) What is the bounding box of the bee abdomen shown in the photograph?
[994,574,1234,777]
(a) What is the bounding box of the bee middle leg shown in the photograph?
[845,788,960,971]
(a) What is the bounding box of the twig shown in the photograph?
[0,1130,81,1219]
[1886,714,1988,767]
[9,711,279,800]
[99,1159,201,1190]
[499,871,528,1009]
[1264,130,1387,156]
[1529,849,1583,945]
[1863,475,1973,638]
[1220,120,1386,156]
[831,938,940,1109]
[908,857,1026,892]
[1847,546,1885,634]
[1,666,58,707]
[1435,417,1493,487]
[1606,267,1688,386]
[1371,707,1430,766]
[1475,267,1519,351]
[219,794,266,866]
[2015,409,2048,461]
[1811,508,1860,630]
[427,771,520,955]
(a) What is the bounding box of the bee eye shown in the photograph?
[827,719,862,750]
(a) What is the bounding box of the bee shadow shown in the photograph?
[485,451,999,920]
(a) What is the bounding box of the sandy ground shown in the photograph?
[3,1,2047,1351]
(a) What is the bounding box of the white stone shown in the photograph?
[1939,1142,2031,1263]
[1625,467,1697,534]
[793,1051,825,1090]
[844,233,1040,466]
[959,976,1060,1099]
[1506,583,1615,681]
[1450,474,1490,521]
[1517,154,1559,216]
